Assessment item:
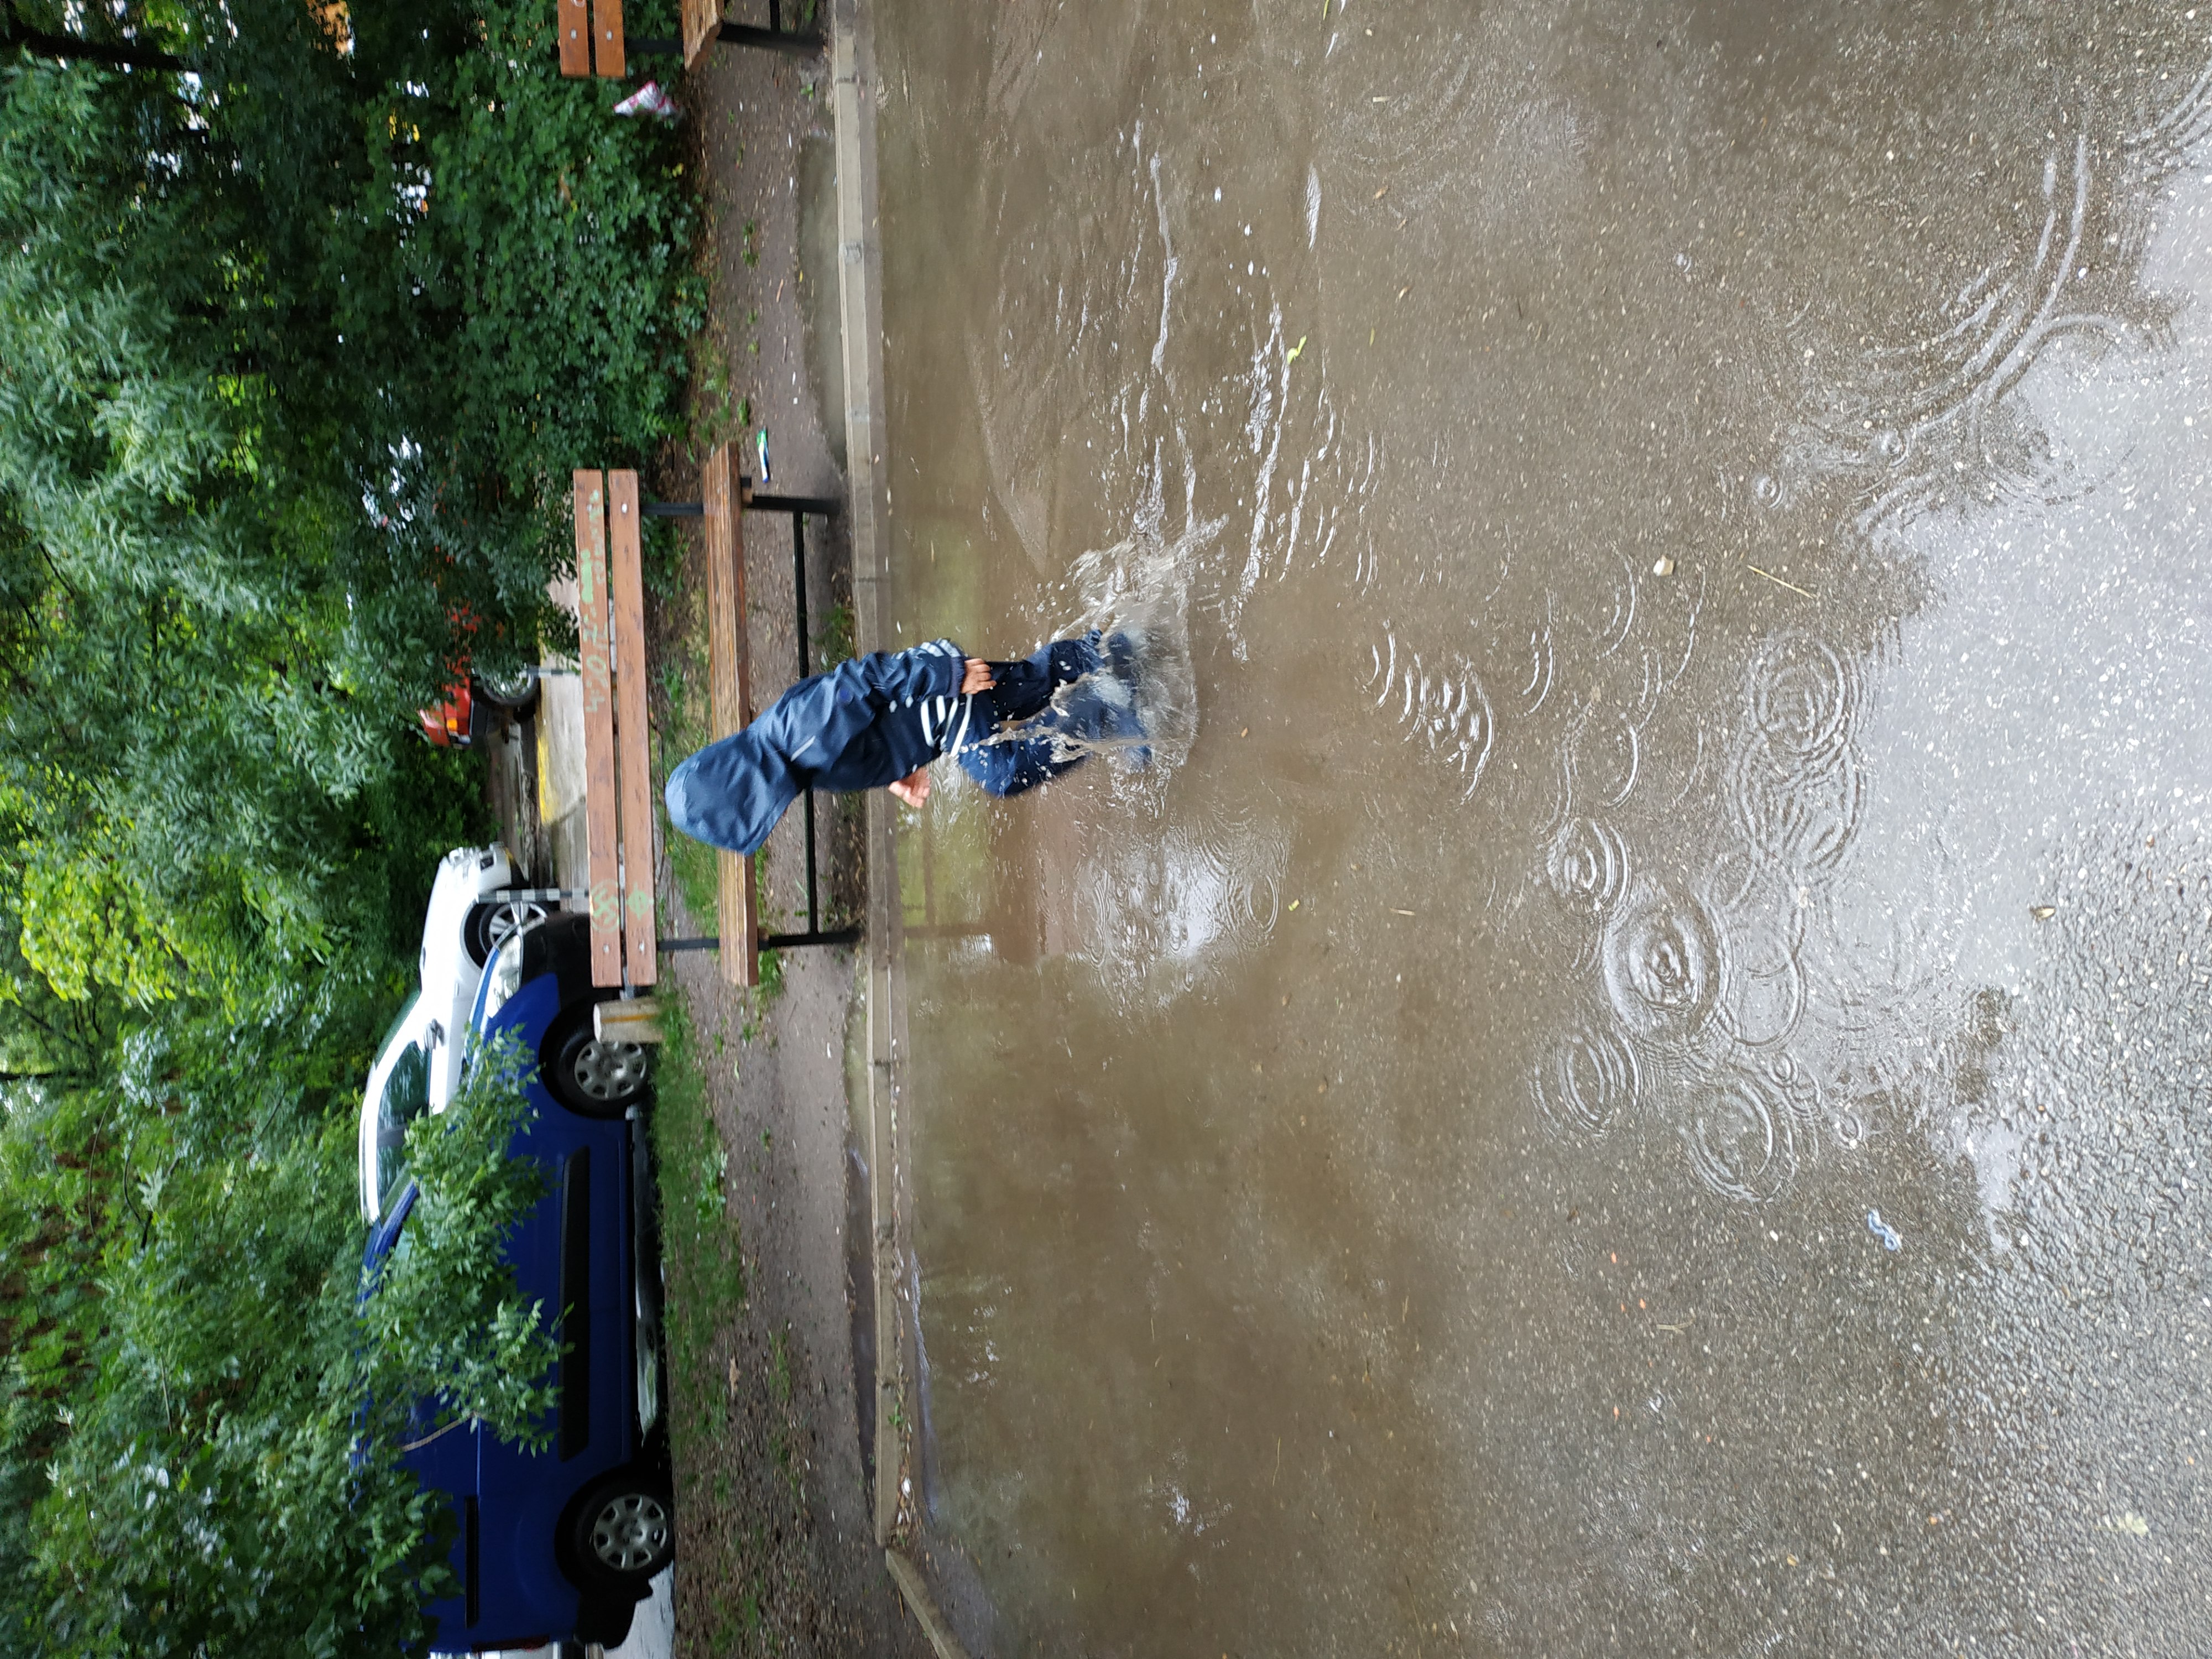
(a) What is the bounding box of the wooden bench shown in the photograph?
[575,441,853,994]
[557,0,821,80]
[572,468,659,995]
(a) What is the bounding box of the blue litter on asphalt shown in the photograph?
[1866,1209,1903,1252]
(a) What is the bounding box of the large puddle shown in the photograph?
[872,2,2212,1650]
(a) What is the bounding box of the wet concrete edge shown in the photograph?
[827,1,962,1646]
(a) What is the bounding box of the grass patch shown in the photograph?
[657,635,722,933]
[648,987,744,1437]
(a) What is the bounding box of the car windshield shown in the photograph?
[374,1040,431,1219]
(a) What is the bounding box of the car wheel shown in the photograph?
[474,666,541,714]
[563,1471,674,1595]
[464,891,548,967]
[543,1001,652,1118]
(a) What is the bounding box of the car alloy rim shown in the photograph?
[588,1491,670,1574]
[481,666,536,703]
[484,899,546,953]
[573,1039,648,1101]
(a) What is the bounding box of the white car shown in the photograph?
[357,846,550,1221]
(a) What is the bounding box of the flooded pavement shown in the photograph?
[868,1,2212,1650]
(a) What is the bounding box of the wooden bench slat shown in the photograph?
[590,0,625,80]
[608,469,657,989]
[702,441,760,987]
[575,471,624,988]
[557,0,591,77]
[680,0,719,71]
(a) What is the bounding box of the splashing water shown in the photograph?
[997,524,1212,781]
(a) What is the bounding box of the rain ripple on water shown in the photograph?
[1727,629,1870,876]
[1365,631,1495,797]
[1682,1067,1801,1205]
[1531,1024,1640,1141]
[1601,881,1723,1046]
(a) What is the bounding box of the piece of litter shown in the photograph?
[1746,564,1815,598]
[613,81,680,120]
[755,427,772,484]
[1390,908,1415,917]
[2032,905,2056,920]
[2099,1511,2151,1537]
[1866,1209,1902,1252]
[1287,899,1301,911]
[1652,556,1675,577]
[1374,185,1389,200]
[1396,283,1411,300]
[1285,333,1307,366]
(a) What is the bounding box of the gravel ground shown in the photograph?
[491,9,933,1654]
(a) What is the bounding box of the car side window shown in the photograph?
[377,1042,431,1211]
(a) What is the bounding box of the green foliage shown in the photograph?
[359,1032,559,1449]
[648,990,744,1439]
[0,0,702,1647]
[422,0,704,517]
[1,1027,557,1659]
[0,0,696,989]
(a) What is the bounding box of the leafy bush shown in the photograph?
[15,1033,557,1659]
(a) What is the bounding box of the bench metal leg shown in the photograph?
[791,506,823,938]
[633,460,849,971]
[660,927,860,952]
[626,23,823,61]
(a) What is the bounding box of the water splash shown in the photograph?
[1074,814,1289,1001]
[1034,523,1218,778]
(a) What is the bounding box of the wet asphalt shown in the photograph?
[866,2,2212,1652]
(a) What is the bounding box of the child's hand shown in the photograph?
[888,766,932,807]
[961,658,995,696]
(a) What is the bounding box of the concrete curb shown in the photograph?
[827,3,967,1652]
[884,1549,967,1659]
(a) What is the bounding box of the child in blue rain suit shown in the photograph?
[664,630,1141,856]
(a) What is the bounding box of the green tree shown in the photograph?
[0,0,699,1647]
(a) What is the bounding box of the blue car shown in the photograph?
[359,910,669,1653]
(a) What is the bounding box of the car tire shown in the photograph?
[573,1599,635,1650]
[464,890,548,967]
[542,1000,653,1118]
[562,1469,675,1598]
